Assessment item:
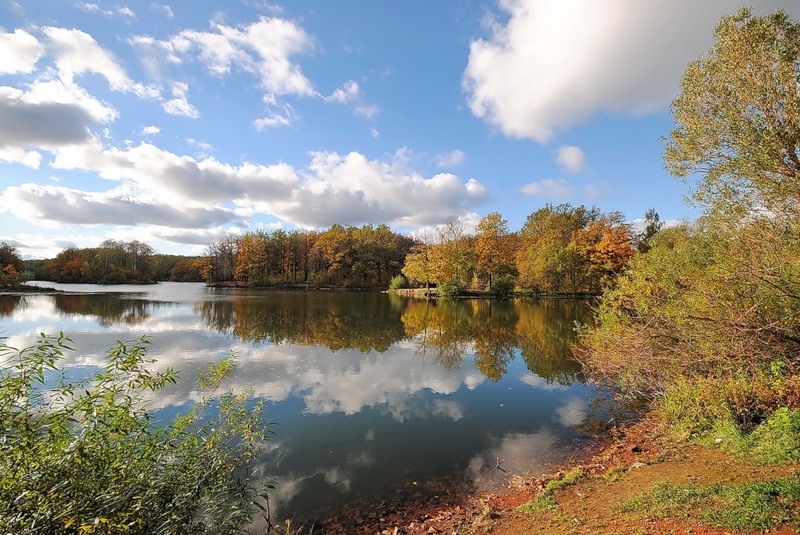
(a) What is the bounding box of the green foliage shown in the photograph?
[581,8,800,455]
[438,280,467,298]
[518,469,586,513]
[490,274,515,298]
[621,478,800,532]
[664,9,800,219]
[388,274,407,291]
[0,333,269,535]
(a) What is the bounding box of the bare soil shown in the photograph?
[294,415,800,535]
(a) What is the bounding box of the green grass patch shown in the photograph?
[602,465,627,483]
[700,407,800,464]
[620,477,800,532]
[518,468,586,513]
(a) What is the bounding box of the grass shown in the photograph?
[518,468,586,513]
[620,477,800,532]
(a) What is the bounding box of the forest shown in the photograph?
[2,204,653,296]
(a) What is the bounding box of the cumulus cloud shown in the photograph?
[0,29,44,74]
[555,145,585,173]
[0,132,486,231]
[0,147,42,168]
[0,85,101,147]
[1,183,238,227]
[463,0,800,142]
[161,16,316,101]
[262,151,486,228]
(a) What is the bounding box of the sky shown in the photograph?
[2,1,799,259]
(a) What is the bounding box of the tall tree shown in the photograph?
[474,212,518,290]
[664,8,800,218]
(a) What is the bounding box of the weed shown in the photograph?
[621,477,800,532]
[518,469,586,513]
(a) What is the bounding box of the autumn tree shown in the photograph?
[474,212,518,290]
[516,204,596,293]
[572,212,635,286]
[0,242,23,285]
[431,220,475,295]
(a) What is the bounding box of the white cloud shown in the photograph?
[0,183,238,227]
[463,0,800,142]
[253,104,296,130]
[79,3,135,18]
[0,83,109,148]
[151,3,174,18]
[262,151,487,228]
[436,149,466,168]
[142,125,160,135]
[555,145,585,173]
[0,147,42,168]
[0,132,487,231]
[0,29,44,74]
[325,80,360,104]
[162,81,198,117]
[164,16,316,100]
[44,27,159,99]
[519,178,574,198]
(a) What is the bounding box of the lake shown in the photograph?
[1,282,608,526]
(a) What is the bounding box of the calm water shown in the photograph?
[2,282,606,524]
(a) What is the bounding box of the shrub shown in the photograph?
[388,274,406,291]
[491,275,516,298]
[0,333,269,535]
[438,280,466,298]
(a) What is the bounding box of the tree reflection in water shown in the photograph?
[0,289,590,385]
[400,298,588,385]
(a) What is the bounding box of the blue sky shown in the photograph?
[1,0,799,259]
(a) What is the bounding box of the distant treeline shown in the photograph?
[8,204,656,291]
[201,224,415,288]
[26,240,204,284]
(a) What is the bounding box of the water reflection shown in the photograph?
[196,291,407,352]
[401,298,586,384]
[0,285,599,524]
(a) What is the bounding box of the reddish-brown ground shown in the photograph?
[283,416,799,535]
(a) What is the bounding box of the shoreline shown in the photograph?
[287,414,800,534]
[278,422,623,534]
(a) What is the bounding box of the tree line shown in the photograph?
[401,205,654,296]
[2,204,654,292]
[32,239,205,284]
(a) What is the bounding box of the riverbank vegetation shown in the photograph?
[578,8,800,464]
[0,334,268,535]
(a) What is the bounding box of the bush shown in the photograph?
[438,280,466,298]
[0,333,269,535]
[491,275,516,298]
[388,274,406,291]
